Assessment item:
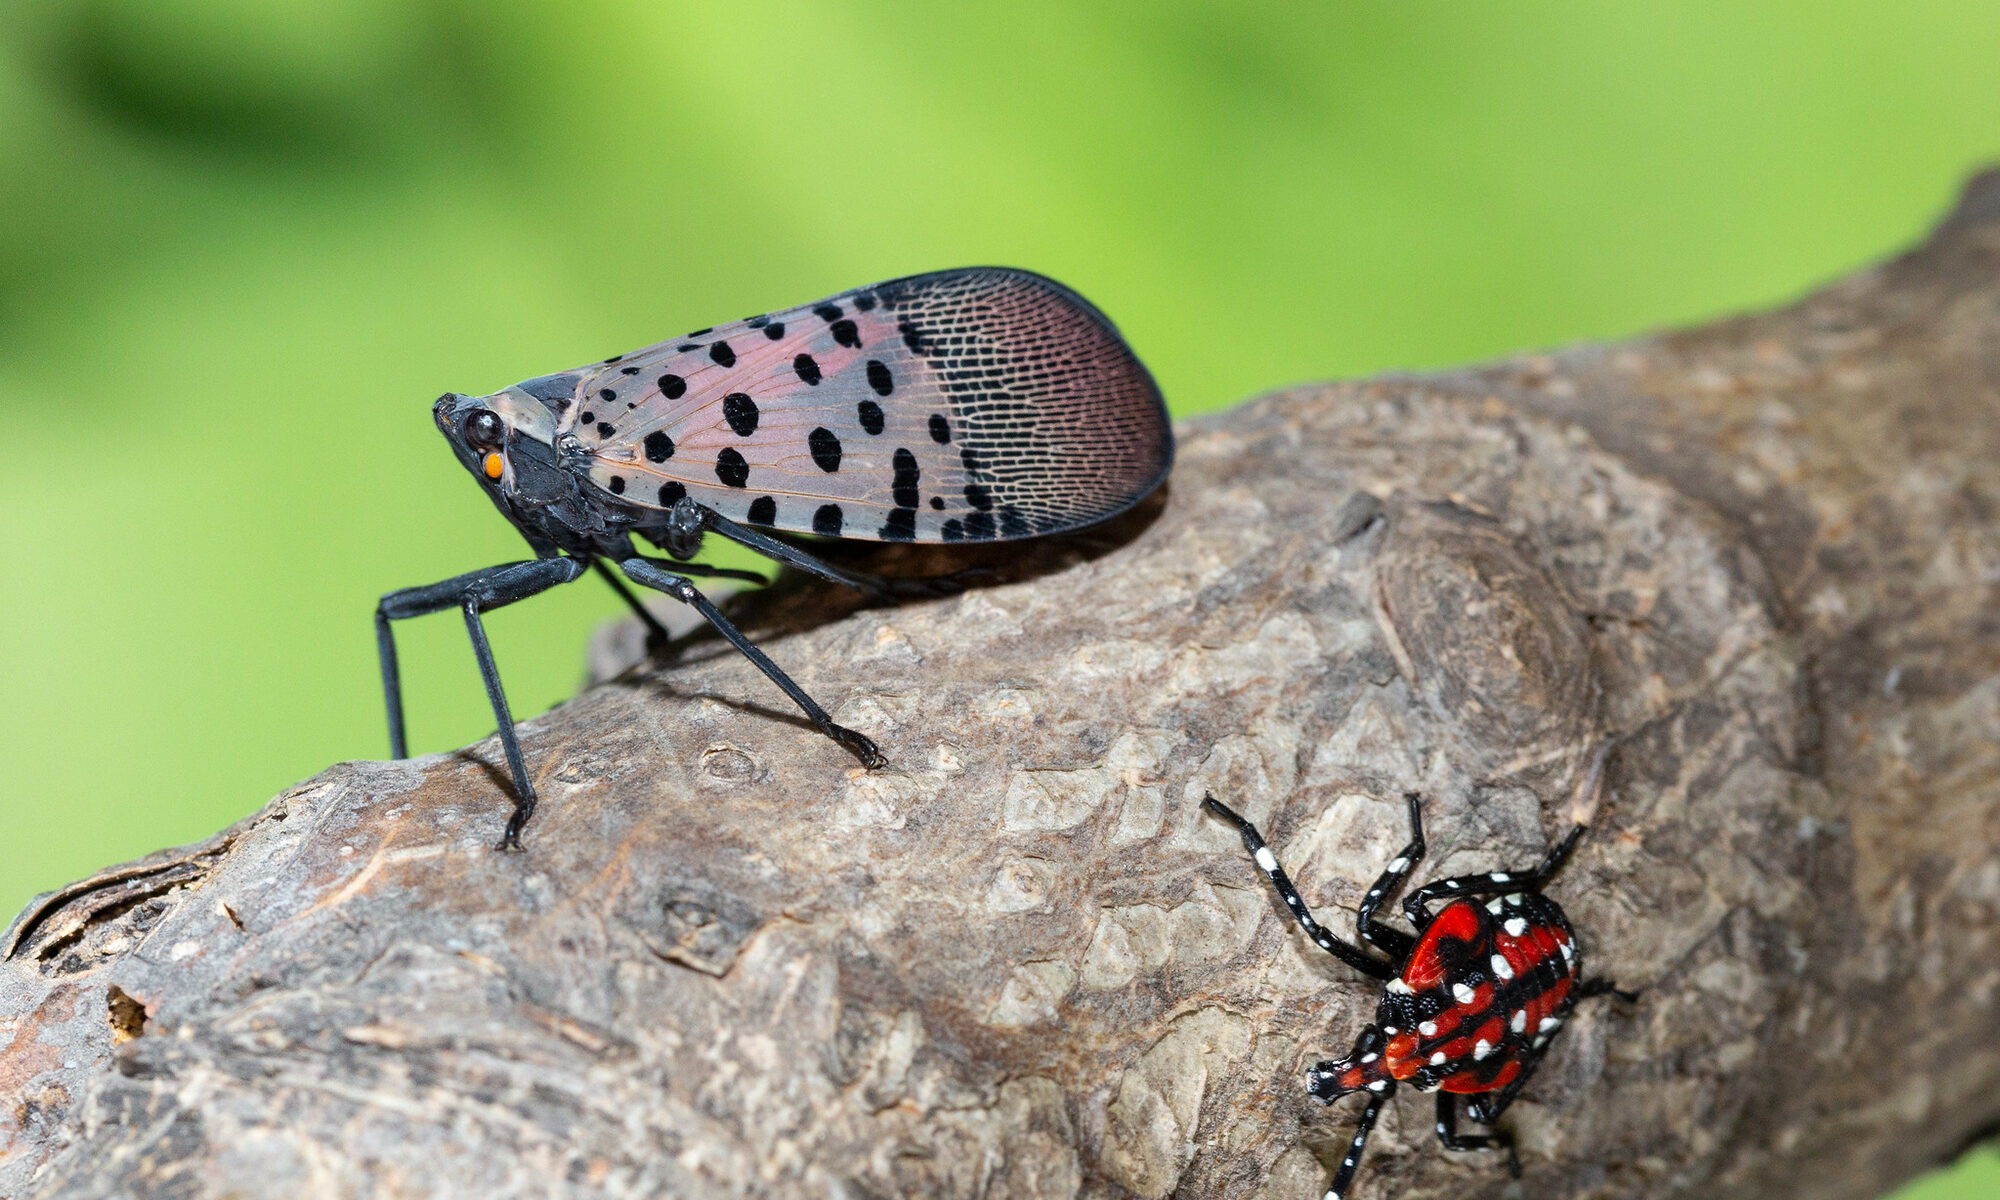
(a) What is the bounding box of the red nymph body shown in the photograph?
[1202,793,1633,1200]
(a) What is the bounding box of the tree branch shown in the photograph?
[7,172,2000,1200]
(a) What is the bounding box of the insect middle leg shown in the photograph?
[591,559,769,657]
[1435,1092,1522,1178]
[376,556,587,849]
[1354,793,1424,959]
[1399,822,1587,928]
[1200,795,1393,980]
[617,556,886,769]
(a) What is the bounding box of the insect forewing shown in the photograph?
[534,267,1171,542]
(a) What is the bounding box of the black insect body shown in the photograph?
[377,268,1172,848]
[1201,793,1635,1200]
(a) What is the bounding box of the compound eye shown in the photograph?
[463,408,505,450]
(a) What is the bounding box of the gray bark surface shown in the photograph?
[6,174,2000,1200]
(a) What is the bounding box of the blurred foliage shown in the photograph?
[0,5,1996,1194]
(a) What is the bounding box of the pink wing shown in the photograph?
[547,268,1170,542]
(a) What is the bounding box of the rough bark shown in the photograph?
[6,173,2000,1200]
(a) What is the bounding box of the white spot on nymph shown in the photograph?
[1491,954,1515,981]
[1360,1052,1378,1064]
[1504,917,1528,937]
[1539,1016,1561,1033]
[1382,1026,1399,1036]
[1535,1034,1551,1047]
[1388,978,1414,995]
[1429,1051,1446,1065]
[1253,847,1278,872]
[1367,1080,1388,1092]
[1387,857,1409,873]
[1560,940,1575,961]
[1326,1191,1342,1200]
[1418,1021,1438,1036]
[1491,873,1511,883]
[1506,893,1524,904]
[1510,1010,1527,1033]
[1473,1038,1493,1060]
[1486,897,1505,913]
[1452,983,1476,1004]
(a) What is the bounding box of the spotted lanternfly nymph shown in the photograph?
[377,268,1172,848]
[1201,793,1635,1200]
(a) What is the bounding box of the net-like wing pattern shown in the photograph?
[512,267,1171,543]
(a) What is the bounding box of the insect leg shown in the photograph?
[1578,977,1641,1004]
[1200,795,1394,980]
[1435,1092,1522,1177]
[592,560,676,653]
[375,559,583,759]
[617,557,886,768]
[1355,793,1424,959]
[706,510,983,600]
[376,557,586,849]
[1322,1089,1389,1200]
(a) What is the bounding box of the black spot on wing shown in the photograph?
[716,448,749,488]
[830,319,861,349]
[763,321,786,341]
[808,427,842,472]
[747,495,777,525]
[709,341,736,368]
[857,400,885,435]
[722,392,759,437]
[814,303,843,322]
[794,353,822,385]
[659,481,686,505]
[928,414,951,443]
[813,504,843,536]
[878,508,917,541]
[643,431,675,462]
[866,360,894,396]
[891,448,920,509]
[658,374,686,400]
[608,475,626,495]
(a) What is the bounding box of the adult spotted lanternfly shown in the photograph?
[377,268,1171,849]
[1201,793,1634,1200]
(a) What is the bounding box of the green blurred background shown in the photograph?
[0,3,1995,1194]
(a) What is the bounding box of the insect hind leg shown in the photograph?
[707,508,989,600]
[618,556,885,769]
[1200,795,1393,980]
[1355,793,1424,959]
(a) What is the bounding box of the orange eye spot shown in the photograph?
[483,453,504,479]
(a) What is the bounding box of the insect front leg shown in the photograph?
[1200,795,1394,980]
[617,556,885,769]
[1435,1092,1522,1178]
[1322,1089,1389,1200]
[375,556,586,849]
[1355,793,1424,959]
